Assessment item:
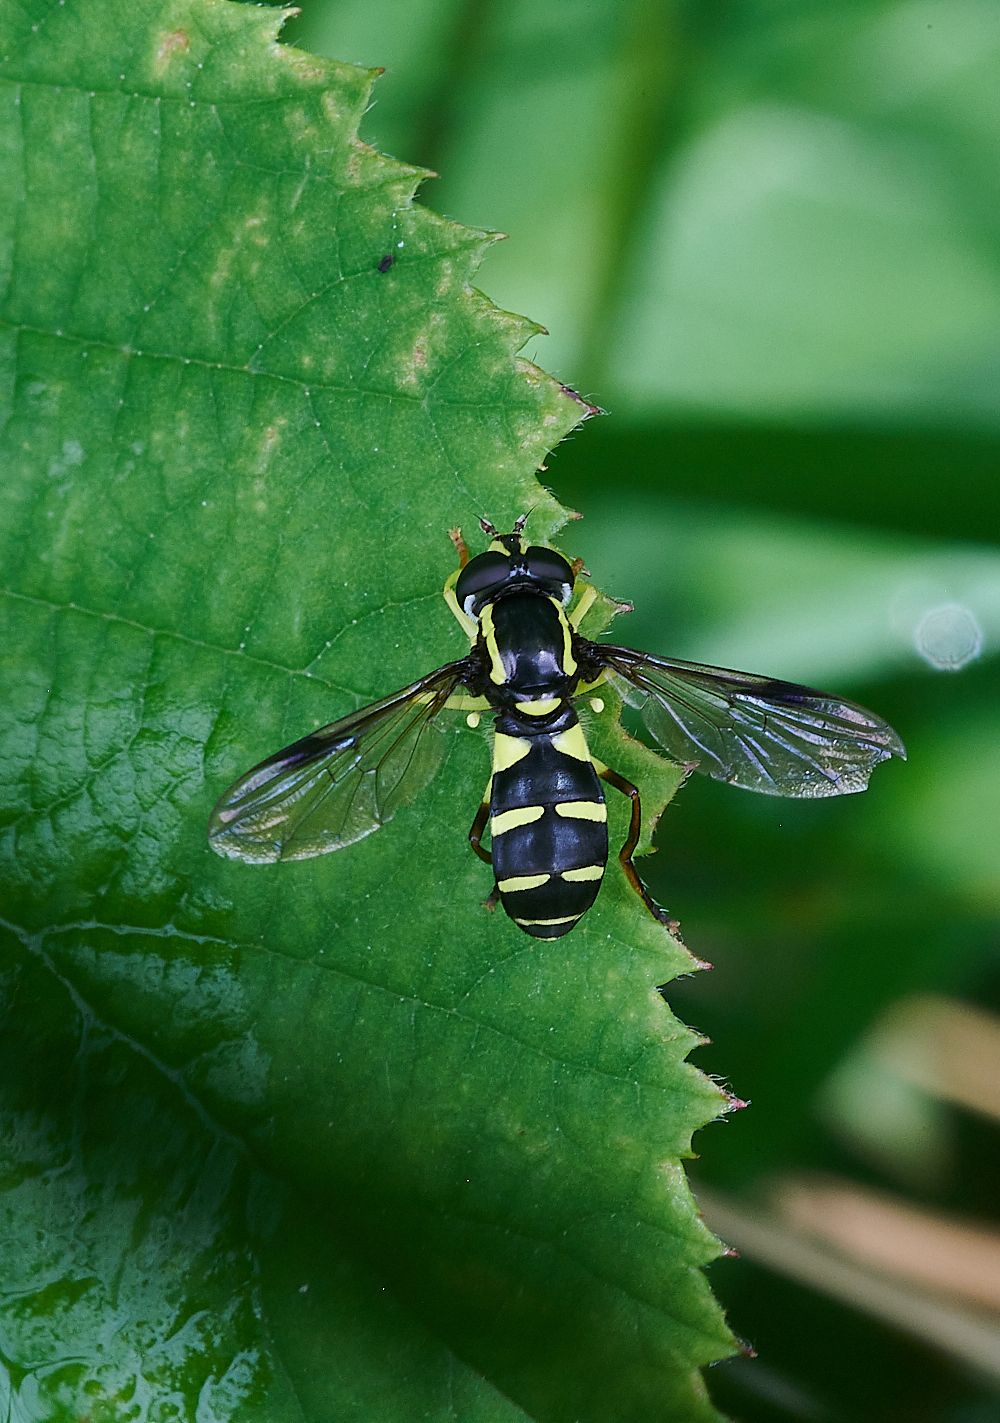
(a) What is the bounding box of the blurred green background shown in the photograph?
[285,2,1000,1417]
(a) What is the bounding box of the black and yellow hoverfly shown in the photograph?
[208,517,905,939]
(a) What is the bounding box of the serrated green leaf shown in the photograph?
[0,1,736,1418]
[0,925,532,1423]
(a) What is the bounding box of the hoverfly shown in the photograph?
[208,517,905,939]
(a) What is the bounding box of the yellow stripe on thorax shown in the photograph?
[516,697,561,716]
[561,865,604,883]
[480,603,507,685]
[547,596,578,676]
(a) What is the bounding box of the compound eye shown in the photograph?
[525,547,575,587]
[455,551,512,613]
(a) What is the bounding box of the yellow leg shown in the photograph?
[443,563,479,641]
[568,582,598,630]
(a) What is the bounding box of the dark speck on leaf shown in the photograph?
[377,254,395,273]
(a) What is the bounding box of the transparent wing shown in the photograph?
[208,662,469,863]
[595,644,906,798]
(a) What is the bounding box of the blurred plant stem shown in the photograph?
[697,1181,1000,1382]
[408,0,491,173]
[569,0,684,392]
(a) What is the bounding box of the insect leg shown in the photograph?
[598,765,679,931]
[443,566,479,641]
[469,780,502,911]
[448,526,470,569]
[567,582,597,630]
[468,785,492,866]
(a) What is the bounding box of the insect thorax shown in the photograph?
[476,591,581,716]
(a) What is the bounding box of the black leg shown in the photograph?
[468,796,492,866]
[598,765,679,931]
[468,779,499,914]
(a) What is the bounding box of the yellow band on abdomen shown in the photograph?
[491,805,545,836]
[555,801,606,822]
[498,873,551,892]
[493,733,532,771]
[561,865,605,883]
[550,724,591,762]
[513,915,581,927]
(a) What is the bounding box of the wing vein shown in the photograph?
[208,662,470,862]
[591,643,904,799]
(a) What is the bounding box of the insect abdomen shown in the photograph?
[490,715,608,939]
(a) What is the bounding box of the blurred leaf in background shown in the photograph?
[293,0,1000,424]
[289,0,1000,1417]
[607,0,1000,427]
